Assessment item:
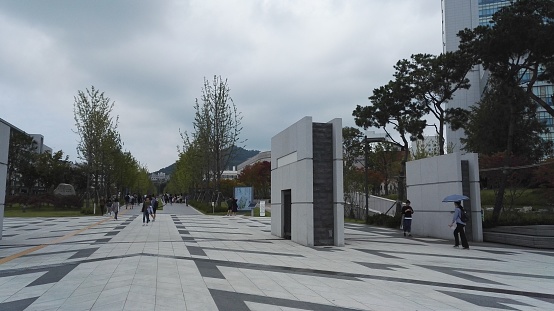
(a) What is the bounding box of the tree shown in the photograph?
[354,76,427,214]
[112,150,140,197]
[458,0,554,118]
[7,129,36,195]
[370,143,403,195]
[458,78,552,161]
[237,161,270,199]
[342,127,364,203]
[533,158,554,190]
[167,143,204,196]
[398,52,473,154]
[452,77,552,222]
[73,86,120,210]
[35,150,72,193]
[182,76,243,202]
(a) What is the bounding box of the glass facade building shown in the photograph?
[442,0,554,151]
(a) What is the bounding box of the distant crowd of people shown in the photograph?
[102,193,190,225]
[161,193,188,205]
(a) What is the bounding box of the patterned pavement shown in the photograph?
[0,203,553,311]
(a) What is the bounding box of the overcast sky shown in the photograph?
[0,0,443,172]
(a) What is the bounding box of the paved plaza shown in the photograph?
[0,203,553,311]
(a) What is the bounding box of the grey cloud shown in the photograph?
[1,0,444,171]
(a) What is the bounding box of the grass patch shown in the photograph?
[480,188,551,207]
[344,217,366,224]
[4,205,84,217]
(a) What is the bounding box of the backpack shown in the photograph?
[460,208,469,222]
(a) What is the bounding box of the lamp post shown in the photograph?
[364,135,386,222]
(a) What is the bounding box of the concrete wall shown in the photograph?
[406,153,483,242]
[0,122,9,239]
[271,117,344,246]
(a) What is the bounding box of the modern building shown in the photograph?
[411,135,441,158]
[442,0,554,152]
[221,167,238,180]
[150,172,170,183]
[236,151,271,173]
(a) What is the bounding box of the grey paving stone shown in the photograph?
[0,205,553,311]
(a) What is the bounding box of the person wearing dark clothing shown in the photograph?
[232,198,238,216]
[401,200,414,237]
[151,196,158,222]
[142,197,151,226]
[113,199,119,220]
[449,201,469,249]
[226,197,233,216]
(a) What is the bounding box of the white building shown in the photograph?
[237,151,271,173]
[411,135,441,158]
[150,172,169,183]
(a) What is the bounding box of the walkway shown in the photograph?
[0,203,553,310]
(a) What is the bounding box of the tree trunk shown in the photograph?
[396,147,409,215]
[492,99,516,223]
[439,111,445,155]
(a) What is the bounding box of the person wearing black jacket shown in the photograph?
[401,200,414,237]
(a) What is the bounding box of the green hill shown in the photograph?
[154,147,261,175]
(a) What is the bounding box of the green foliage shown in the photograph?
[4,202,84,217]
[458,79,552,160]
[366,213,402,228]
[482,209,554,228]
[80,207,96,215]
[181,76,244,196]
[237,161,270,199]
[5,194,83,209]
[480,188,550,207]
[7,130,38,194]
[189,200,227,214]
[458,0,554,118]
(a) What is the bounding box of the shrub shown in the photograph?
[367,213,401,228]
[80,207,96,215]
[190,200,227,214]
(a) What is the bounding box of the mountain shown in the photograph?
[154,147,261,175]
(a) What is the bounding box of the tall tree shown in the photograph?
[458,0,554,117]
[182,76,243,202]
[353,77,427,213]
[398,52,473,154]
[73,86,120,210]
[6,130,36,195]
[451,77,552,222]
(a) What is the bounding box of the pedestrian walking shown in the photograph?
[151,195,158,222]
[401,200,414,237]
[226,197,233,216]
[449,201,469,249]
[113,198,119,220]
[232,197,238,216]
[106,198,113,216]
[130,195,135,209]
[142,196,151,226]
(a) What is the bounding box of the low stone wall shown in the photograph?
[483,225,554,249]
